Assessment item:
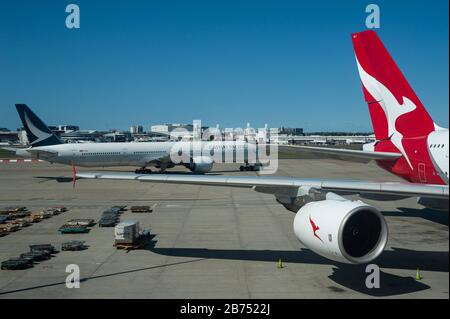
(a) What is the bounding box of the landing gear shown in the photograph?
[135,168,152,174]
[239,164,262,172]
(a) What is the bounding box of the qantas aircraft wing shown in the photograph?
[280,145,402,163]
[75,172,448,199]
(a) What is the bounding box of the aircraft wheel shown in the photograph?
[135,168,152,174]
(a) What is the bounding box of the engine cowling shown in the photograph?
[188,156,214,173]
[293,199,388,264]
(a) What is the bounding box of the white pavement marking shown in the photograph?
[0,159,44,163]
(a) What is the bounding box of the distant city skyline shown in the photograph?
[0,120,375,135]
[1,0,448,132]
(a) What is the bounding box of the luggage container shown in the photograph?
[101,215,120,223]
[104,207,122,214]
[0,206,27,214]
[3,223,20,232]
[0,215,11,224]
[45,206,67,215]
[1,258,33,270]
[29,212,45,221]
[114,229,151,250]
[31,211,52,219]
[8,210,31,218]
[61,240,87,251]
[111,205,127,211]
[20,251,51,262]
[11,218,32,228]
[44,208,61,216]
[22,216,36,224]
[27,214,43,223]
[29,244,59,254]
[51,206,68,213]
[99,217,118,227]
[114,220,142,245]
[59,225,90,234]
[65,219,95,227]
[130,206,152,213]
[101,211,120,218]
[113,221,151,250]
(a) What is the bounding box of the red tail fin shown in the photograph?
[352,30,435,140]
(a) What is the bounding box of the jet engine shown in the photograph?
[188,156,214,173]
[293,199,388,264]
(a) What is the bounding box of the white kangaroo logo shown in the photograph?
[356,57,416,170]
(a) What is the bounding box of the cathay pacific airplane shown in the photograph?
[74,31,449,266]
[7,104,264,174]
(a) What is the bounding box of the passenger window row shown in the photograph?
[81,152,121,156]
[80,151,164,156]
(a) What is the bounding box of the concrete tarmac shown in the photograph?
[0,159,448,298]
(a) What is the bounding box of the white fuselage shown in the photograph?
[22,140,259,168]
[427,128,449,185]
[363,127,449,186]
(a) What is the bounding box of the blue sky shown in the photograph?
[0,0,448,132]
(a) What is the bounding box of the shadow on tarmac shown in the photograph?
[145,236,446,297]
[383,207,449,226]
[0,236,441,297]
[328,266,430,297]
[0,257,206,296]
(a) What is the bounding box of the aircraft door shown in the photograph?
[418,163,427,183]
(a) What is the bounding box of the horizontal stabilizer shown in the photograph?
[281,145,401,163]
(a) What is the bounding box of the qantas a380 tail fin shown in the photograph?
[15,104,62,147]
[351,30,436,141]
